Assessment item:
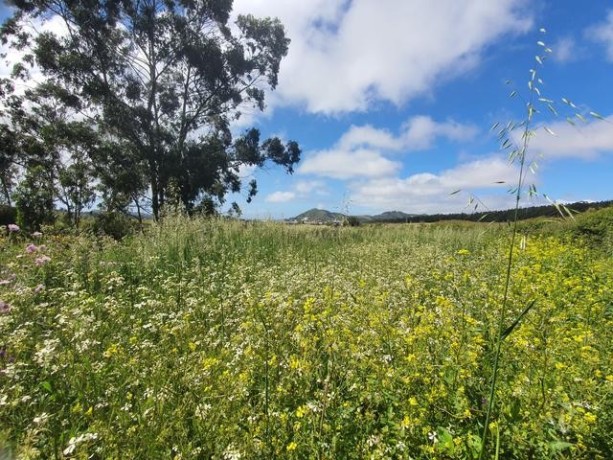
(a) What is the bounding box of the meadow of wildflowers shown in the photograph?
[0,215,611,458]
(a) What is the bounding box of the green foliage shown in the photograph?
[345,215,361,227]
[0,204,16,226]
[13,165,55,231]
[568,207,613,245]
[2,0,301,219]
[88,211,138,240]
[0,219,611,458]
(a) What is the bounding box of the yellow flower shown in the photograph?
[287,442,297,452]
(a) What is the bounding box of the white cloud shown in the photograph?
[233,0,532,113]
[265,191,296,203]
[264,180,328,204]
[551,37,578,63]
[0,14,69,84]
[299,148,401,179]
[349,156,520,213]
[299,115,477,179]
[527,116,613,159]
[586,10,613,61]
[338,125,402,151]
[294,180,328,195]
[401,116,479,150]
[338,116,478,152]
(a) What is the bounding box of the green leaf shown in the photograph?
[501,299,537,341]
[549,441,574,452]
[589,111,605,120]
[40,381,53,393]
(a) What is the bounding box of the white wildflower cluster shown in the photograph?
[63,432,99,456]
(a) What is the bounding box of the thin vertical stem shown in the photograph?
[479,97,534,459]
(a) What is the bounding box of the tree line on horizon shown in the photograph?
[367,200,613,224]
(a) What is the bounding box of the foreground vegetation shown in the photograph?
[1,209,612,459]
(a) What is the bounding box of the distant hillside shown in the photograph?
[289,200,613,224]
[291,208,345,223]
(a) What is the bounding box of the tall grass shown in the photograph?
[1,214,612,458]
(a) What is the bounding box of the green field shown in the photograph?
[1,212,612,459]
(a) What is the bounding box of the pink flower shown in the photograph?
[26,243,38,253]
[32,231,43,238]
[7,224,19,232]
[35,255,51,267]
[0,301,10,315]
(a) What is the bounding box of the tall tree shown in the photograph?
[2,0,300,219]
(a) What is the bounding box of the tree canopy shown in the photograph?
[0,0,300,221]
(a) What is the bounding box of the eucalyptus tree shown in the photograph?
[2,0,300,218]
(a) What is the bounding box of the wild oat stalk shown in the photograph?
[478,29,604,458]
[478,29,549,459]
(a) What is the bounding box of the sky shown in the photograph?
[2,0,613,219]
[227,0,613,219]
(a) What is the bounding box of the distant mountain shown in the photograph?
[291,208,345,223]
[289,208,416,223]
[288,200,613,224]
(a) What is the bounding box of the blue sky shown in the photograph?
[227,0,613,219]
[1,0,612,219]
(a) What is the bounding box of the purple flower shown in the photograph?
[26,243,38,253]
[35,255,51,267]
[7,224,19,232]
[0,300,10,315]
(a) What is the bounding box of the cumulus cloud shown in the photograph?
[401,116,479,150]
[0,14,69,84]
[299,148,401,179]
[233,0,532,113]
[527,116,613,159]
[264,179,328,205]
[349,156,520,213]
[338,125,402,151]
[265,191,296,203]
[586,10,613,61]
[551,37,579,63]
[294,180,328,195]
[299,115,477,179]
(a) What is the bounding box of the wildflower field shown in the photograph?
[1,212,612,459]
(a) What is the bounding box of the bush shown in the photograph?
[0,205,16,226]
[89,211,137,240]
